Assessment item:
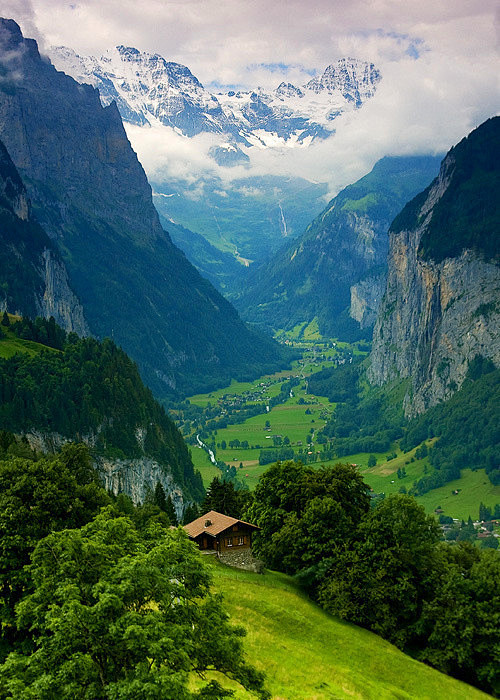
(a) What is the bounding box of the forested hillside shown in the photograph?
[0,316,204,503]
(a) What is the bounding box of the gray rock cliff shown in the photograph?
[0,134,87,333]
[368,119,500,415]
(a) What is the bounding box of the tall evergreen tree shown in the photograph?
[165,495,178,526]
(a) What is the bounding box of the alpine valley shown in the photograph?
[0,13,499,700]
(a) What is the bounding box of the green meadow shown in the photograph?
[199,557,491,700]
[0,315,59,359]
[187,346,500,519]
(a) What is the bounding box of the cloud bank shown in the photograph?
[6,0,500,196]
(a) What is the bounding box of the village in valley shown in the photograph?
[170,337,500,533]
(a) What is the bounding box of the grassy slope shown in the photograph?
[205,558,491,700]
[0,316,58,359]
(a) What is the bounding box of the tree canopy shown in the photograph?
[0,510,269,700]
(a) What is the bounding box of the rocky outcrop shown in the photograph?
[368,118,500,415]
[96,457,185,518]
[25,430,185,518]
[0,135,87,333]
[350,274,386,328]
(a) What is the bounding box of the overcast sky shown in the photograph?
[3,0,500,195]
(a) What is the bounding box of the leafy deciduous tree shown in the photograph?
[0,510,269,699]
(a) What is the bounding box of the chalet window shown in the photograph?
[238,536,244,545]
[226,537,233,547]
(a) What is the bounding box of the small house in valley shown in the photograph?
[184,510,259,554]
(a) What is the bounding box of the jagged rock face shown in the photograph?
[305,58,381,107]
[0,19,283,398]
[37,249,88,333]
[0,23,160,247]
[368,118,500,415]
[350,275,386,328]
[50,47,381,148]
[96,457,185,518]
[52,44,230,137]
[25,430,185,517]
[0,135,87,333]
[235,155,441,338]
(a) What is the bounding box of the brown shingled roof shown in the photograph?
[183,510,259,539]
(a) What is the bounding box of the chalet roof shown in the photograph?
[183,510,259,539]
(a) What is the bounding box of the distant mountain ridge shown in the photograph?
[50,46,381,153]
[234,155,442,338]
[0,18,286,398]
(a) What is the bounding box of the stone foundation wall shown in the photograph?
[218,549,264,573]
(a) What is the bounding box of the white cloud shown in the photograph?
[5,0,500,197]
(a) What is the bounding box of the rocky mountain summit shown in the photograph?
[50,46,381,152]
[368,117,500,415]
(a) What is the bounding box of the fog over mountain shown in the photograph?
[15,0,497,200]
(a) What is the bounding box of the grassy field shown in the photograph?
[194,374,334,490]
[415,468,500,521]
[199,557,491,700]
[187,343,498,521]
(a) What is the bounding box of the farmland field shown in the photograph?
[184,340,500,520]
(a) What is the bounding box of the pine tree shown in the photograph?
[165,495,178,526]
[182,502,199,525]
[1,311,10,327]
[154,481,167,512]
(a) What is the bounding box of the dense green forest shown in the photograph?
[309,357,404,454]
[391,116,500,262]
[401,361,500,491]
[309,352,499,490]
[0,317,204,501]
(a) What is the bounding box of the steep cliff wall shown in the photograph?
[0,136,87,333]
[25,430,185,518]
[369,118,500,415]
[235,155,441,339]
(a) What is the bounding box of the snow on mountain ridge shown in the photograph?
[49,46,381,151]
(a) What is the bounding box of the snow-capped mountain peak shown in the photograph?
[49,47,381,154]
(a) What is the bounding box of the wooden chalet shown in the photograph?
[184,510,259,553]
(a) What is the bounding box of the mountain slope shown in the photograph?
[368,117,500,415]
[157,213,244,293]
[0,19,285,398]
[207,558,490,700]
[0,138,87,334]
[234,155,442,338]
[0,315,203,509]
